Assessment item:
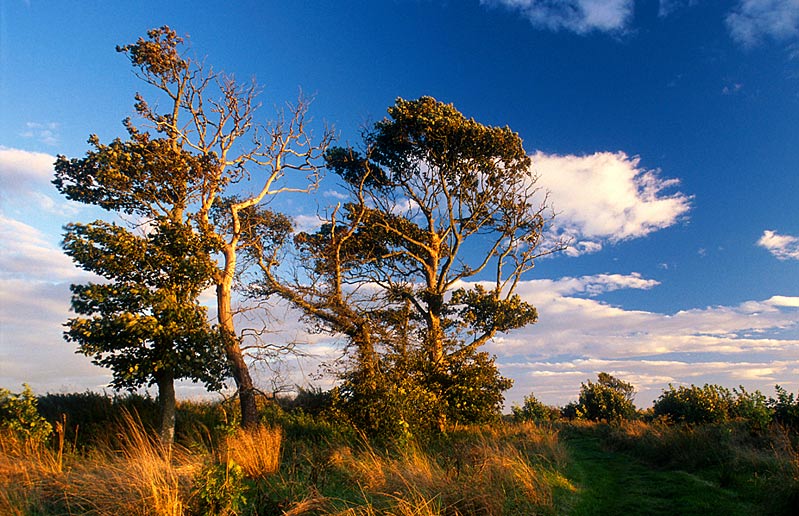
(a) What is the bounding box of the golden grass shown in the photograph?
[225,424,282,478]
[0,411,202,516]
[327,423,568,515]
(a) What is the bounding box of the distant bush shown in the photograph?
[573,373,637,422]
[512,393,558,423]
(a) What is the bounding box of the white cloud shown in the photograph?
[532,151,691,255]
[482,0,634,34]
[758,230,799,260]
[0,214,88,282]
[726,0,799,47]
[0,146,56,194]
[293,213,325,233]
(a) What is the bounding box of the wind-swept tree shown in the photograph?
[258,97,563,434]
[54,27,331,427]
[63,218,226,444]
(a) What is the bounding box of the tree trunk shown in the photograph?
[156,372,176,446]
[217,280,259,428]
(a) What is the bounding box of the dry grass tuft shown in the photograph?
[225,424,282,478]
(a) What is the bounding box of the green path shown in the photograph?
[561,435,762,516]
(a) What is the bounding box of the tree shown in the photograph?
[54,27,331,427]
[274,96,563,432]
[62,218,227,444]
[574,372,637,422]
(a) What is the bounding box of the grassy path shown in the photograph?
[561,434,762,515]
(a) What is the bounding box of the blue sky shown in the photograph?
[1,0,798,408]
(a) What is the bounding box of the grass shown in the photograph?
[3,398,799,514]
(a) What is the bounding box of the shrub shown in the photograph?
[653,384,733,424]
[731,386,772,431]
[512,393,557,423]
[769,385,799,429]
[574,373,637,422]
[0,385,52,443]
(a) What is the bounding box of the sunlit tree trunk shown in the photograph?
[216,256,259,428]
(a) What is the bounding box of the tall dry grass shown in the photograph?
[225,424,282,478]
[0,410,203,516]
[324,423,572,515]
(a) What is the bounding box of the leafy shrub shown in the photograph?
[0,384,52,442]
[769,385,799,429]
[512,393,558,423]
[653,384,733,424]
[731,386,772,431]
[573,373,637,422]
[194,459,248,516]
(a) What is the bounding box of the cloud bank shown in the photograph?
[488,273,799,406]
[532,151,692,255]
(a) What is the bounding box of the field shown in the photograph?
[2,392,799,515]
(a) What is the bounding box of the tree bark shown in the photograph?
[156,371,176,446]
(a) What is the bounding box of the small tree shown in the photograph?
[62,218,227,444]
[575,372,636,422]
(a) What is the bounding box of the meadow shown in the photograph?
[2,387,799,515]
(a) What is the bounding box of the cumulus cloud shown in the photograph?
[758,230,799,260]
[726,0,799,47]
[531,151,692,255]
[481,0,634,34]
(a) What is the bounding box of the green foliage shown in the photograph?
[451,285,538,336]
[574,373,637,422]
[512,393,557,423]
[653,384,734,425]
[443,349,513,425]
[62,218,227,393]
[0,385,52,442]
[194,459,248,516]
[769,385,799,429]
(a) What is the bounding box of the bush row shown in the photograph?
[512,373,799,431]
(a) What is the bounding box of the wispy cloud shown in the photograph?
[726,0,799,47]
[19,122,60,146]
[532,151,692,256]
[658,0,699,18]
[481,0,634,34]
[758,229,799,260]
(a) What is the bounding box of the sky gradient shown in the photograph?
[1,0,798,408]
